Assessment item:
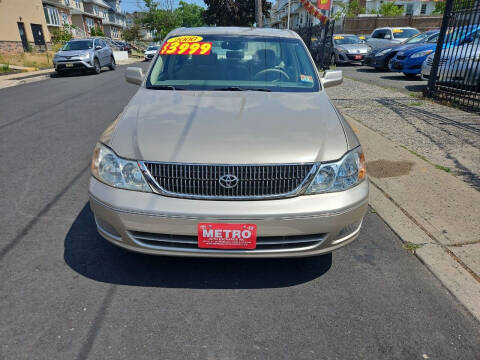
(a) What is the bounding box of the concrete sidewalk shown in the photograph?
[328,78,480,321]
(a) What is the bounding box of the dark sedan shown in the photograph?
[363,30,439,70]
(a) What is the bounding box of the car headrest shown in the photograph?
[254,49,278,66]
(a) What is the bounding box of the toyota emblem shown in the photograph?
[219,174,239,189]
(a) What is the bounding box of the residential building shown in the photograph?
[0,0,52,53]
[103,0,126,40]
[82,0,108,35]
[266,0,324,29]
[42,0,73,34]
[366,0,438,16]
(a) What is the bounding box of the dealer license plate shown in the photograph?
[198,223,257,249]
[354,55,363,60]
[65,62,73,68]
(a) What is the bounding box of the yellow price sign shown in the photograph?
[334,36,344,40]
[167,35,203,43]
[392,29,404,33]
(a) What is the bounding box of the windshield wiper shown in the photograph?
[149,85,185,90]
[210,86,272,92]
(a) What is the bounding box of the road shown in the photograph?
[1,64,479,359]
[339,63,428,95]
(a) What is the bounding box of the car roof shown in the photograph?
[334,34,359,37]
[167,27,301,39]
[374,27,417,30]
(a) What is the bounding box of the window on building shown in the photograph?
[75,0,81,8]
[420,3,427,14]
[86,17,94,31]
[64,0,70,6]
[44,6,60,26]
[406,3,413,15]
[61,12,70,25]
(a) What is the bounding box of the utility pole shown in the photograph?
[287,0,291,29]
[255,0,263,27]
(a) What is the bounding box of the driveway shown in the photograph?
[338,64,428,95]
[1,64,479,359]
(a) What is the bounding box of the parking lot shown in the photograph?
[1,63,480,359]
[339,63,428,95]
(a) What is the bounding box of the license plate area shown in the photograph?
[354,55,363,60]
[198,223,257,249]
[65,62,73,67]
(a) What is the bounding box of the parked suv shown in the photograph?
[89,27,369,258]
[53,38,115,75]
[367,27,420,49]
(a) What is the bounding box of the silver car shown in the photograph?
[367,27,420,49]
[89,27,368,258]
[422,42,480,87]
[332,34,371,65]
[53,38,115,75]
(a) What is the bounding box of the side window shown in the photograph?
[100,39,106,47]
[384,30,392,40]
[371,30,382,39]
[427,34,439,43]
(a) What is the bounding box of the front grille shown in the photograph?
[396,55,406,60]
[129,231,326,251]
[142,162,315,199]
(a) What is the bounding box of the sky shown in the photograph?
[121,0,206,13]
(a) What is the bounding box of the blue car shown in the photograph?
[390,25,480,78]
[363,30,439,70]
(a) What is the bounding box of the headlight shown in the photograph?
[454,55,480,64]
[410,50,433,59]
[91,143,152,192]
[79,53,91,60]
[337,47,347,53]
[376,48,392,57]
[306,147,366,194]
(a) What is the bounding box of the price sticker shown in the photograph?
[159,41,212,55]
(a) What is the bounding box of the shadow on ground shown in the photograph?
[64,204,332,289]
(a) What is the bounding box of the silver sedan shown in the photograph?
[332,34,372,65]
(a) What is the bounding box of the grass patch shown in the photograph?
[408,101,423,107]
[402,242,423,253]
[0,51,54,70]
[434,164,451,173]
[1,64,10,73]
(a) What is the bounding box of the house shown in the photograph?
[126,12,155,41]
[0,0,52,53]
[266,0,324,29]
[103,0,126,40]
[366,0,437,16]
[82,0,108,35]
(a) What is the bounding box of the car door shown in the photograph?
[100,40,110,65]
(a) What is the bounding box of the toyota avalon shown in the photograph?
[89,27,369,257]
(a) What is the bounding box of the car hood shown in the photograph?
[145,50,157,54]
[109,88,348,164]
[400,43,436,56]
[336,43,370,53]
[56,50,91,57]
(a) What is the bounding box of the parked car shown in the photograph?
[144,45,160,61]
[421,41,480,88]
[367,27,420,49]
[364,30,439,70]
[331,34,371,65]
[89,27,368,258]
[117,41,132,53]
[53,38,115,75]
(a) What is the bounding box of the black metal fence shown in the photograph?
[427,0,480,111]
[294,20,335,70]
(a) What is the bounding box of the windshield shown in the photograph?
[147,46,160,51]
[147,35,319,92]
[404,32,431,44]
[62,40,93,51]
[334,35,362,45]
[393,28,420,39]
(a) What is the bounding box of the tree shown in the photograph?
[433,1,446,14]
[374,1,404,16]
[203,0,271,26]
[175,1,205,27]
[140,0,182,40]
[334,0,365,19]
[122,23,142,42]
[90,26,105,37]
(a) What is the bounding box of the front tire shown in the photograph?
[109,56,116,71]
[93,58,101,74]
[384,54,395,71]
[403,73,418,79]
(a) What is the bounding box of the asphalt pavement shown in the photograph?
[338,63,428,95]
[1,63,479,359]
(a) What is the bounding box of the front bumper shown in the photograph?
[337,52,368,63]
[89,177,369,258]
[54,60,93,71]
[363,55,386,68]
[390,56,425,74]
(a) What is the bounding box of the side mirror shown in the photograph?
[95,45,102,50]
[125,67,144,85]
[321,70,343,88]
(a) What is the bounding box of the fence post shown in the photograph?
[427,0,454,97]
